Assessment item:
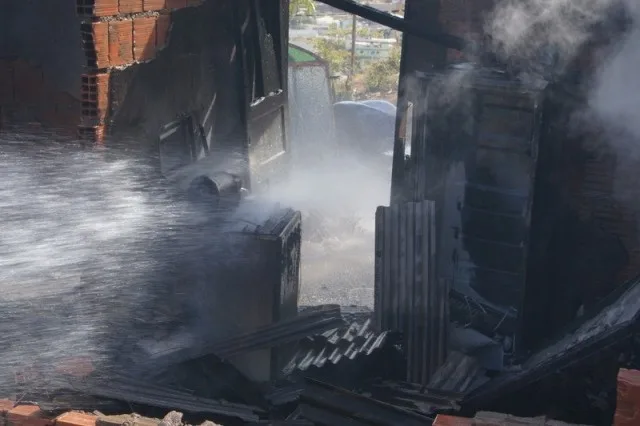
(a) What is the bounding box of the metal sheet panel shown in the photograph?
[374,200,448,384]
[287,64,336,164]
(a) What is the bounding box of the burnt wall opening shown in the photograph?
[108,1,247,177]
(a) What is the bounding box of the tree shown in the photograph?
[363,44,401,93]
[313,38,351,75]
[290,0,315,16]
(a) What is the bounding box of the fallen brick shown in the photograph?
[133,17,157,61]
[55,412,97,426]
[108,20,134,67]
[433,415,472,426]
[119,0,144,14]
[7,405,51,426]
[96,414,158,426]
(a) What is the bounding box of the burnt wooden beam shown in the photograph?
[315,0,468,51]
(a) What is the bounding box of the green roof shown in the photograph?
[288,44,322,63]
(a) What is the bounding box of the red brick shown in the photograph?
[433,415,472,426]
[80,73,110,123]
[7,406,51,426]
[108,20,134,67]
[615,369,640,426]
[0,61,14,104]
[92,0,119,16]
[165,0,187,9]
[91,22,110,69]
[55,412,97,426]
[12,60,44,105]
[143,0,166,10]
[155,14,171,48]
[133,17,157,61]
[0,399,15,415]
[118,0,143,14]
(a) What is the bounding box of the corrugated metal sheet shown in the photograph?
[138,305,344,373]
[73,375,264,422]
[368,381,462,416]
[295,379,433,426]
[374,200,448,384]
[282,319,390,375]
[427,351,489,393]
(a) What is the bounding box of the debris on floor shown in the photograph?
[433,412,592,426]
[7,273,640,426]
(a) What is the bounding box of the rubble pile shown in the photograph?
[5,298,640,425]
[0,404,224,426]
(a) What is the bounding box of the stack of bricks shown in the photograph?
[0,402,222,426]
[75,0,204,142]
[614,368,640,426]
[433,412,592,425]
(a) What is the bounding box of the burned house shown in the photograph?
[0,0,306,389]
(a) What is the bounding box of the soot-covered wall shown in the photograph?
[107,0,245,165]
[0,0,84,134]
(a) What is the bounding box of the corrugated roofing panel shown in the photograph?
[283,319,390,375]
[374,200,448,384]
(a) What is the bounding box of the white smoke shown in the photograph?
[486,0,640,159]
[486,0,622,73]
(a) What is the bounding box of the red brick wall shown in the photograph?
[0,0,203,142]
[77,0,204,142]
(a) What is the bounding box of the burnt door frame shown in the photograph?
[234,0,290,191]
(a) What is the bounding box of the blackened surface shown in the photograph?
[108,1,247,169]
[298,379,432,426]
[409,67,543,345]
[463,276,640,424]
[391,0,447,205]
[0,0,84,97]
[523,84,630,350]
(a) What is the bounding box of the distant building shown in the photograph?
[346,38,397,63]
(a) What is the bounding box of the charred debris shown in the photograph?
[11,154,640,426]
[4,3,640,426]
